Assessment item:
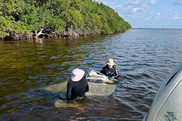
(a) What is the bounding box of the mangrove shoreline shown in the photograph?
[0,0,131,41]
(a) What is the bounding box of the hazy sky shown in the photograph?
[95,0,182,28]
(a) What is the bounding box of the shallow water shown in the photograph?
[0,28,182,121]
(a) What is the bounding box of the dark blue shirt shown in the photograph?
[66,75,89,101]
[100,65,118,77]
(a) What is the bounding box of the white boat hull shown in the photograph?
[86,68,117,83]
[143,63,182,121]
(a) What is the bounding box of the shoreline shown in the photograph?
[0,29,127,41]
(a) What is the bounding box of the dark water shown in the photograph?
[0,28,182,121]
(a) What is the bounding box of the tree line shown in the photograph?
[0,0,131,40]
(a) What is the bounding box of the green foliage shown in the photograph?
[45,0,71,16]
[0,0,26,37]
[48,16,65,32]
[0,16,12,36]
[84,13,102,33]
[0,0,131,38]
[61,7,84,29]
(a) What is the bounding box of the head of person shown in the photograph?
[71,68,85,81]
[106,59,117,68]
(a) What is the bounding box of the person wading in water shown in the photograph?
[66,68,89,102]
[100,59,118,79]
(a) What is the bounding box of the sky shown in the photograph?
[95,0,182,28]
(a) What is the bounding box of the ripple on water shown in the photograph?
[1,29,182,120]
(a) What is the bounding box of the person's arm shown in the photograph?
[100,67,104,73]
[113,66,118,77]
[100,65,107,74]
[86,82,89,92]
[66,81,72,102]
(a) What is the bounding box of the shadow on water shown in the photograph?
[1,29,182,120]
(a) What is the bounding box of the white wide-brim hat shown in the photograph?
[71,68,85,82]
[107,59,117,66]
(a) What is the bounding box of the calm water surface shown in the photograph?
[0,29,182,121]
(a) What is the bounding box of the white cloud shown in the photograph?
[114,0,158,18]
[144,10,182,20]
[95,0,182,28]
[174,0,182,5]
[95,0,160,19]
[150,0,156,4]
[171,12,182,20]
[155,13,161,19]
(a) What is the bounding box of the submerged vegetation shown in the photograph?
[0,0,131,40]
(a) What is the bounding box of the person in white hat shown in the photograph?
[100,59,118,78]
[66,68,89,101]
